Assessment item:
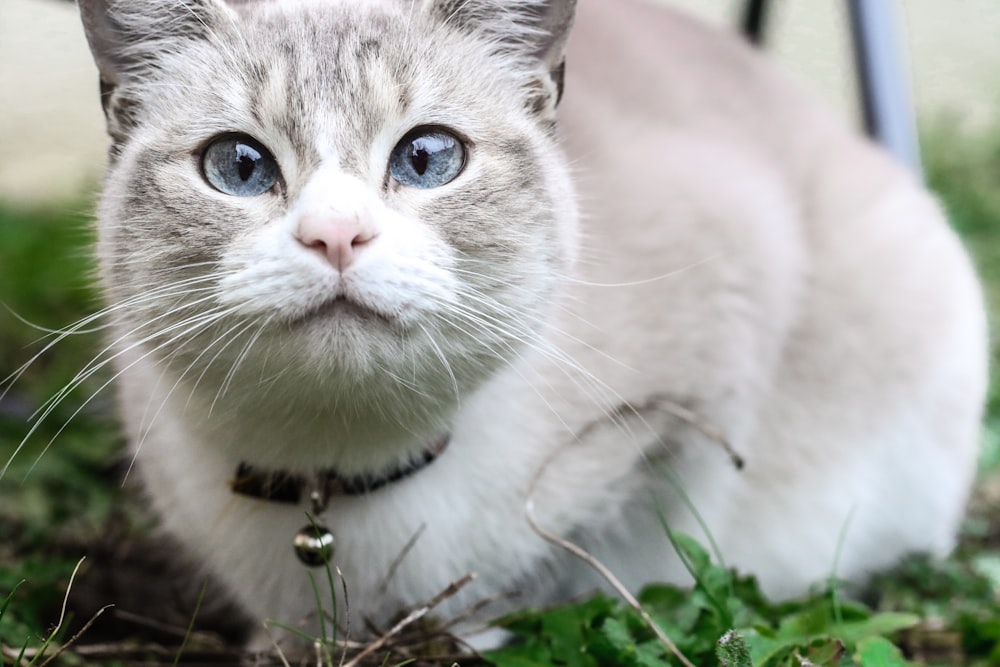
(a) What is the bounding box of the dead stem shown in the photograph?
[1,559,113,667]
[523,499,696,667]
[340,573,475,667]
[377,523,427,594]
[646,396,744,470]
[336,565,351,667]
[260,621,293,667]
[37,604,114,667]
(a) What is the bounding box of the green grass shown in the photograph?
[925,121,1000,471]
[0,204,126,666]
[2,123,1000,665]
[484,535,928,667]
[0,204,123,540]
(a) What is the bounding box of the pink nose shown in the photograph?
[297,213,377,271]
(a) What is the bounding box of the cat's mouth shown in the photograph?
[296,295,395,326]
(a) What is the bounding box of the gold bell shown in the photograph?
[293,524,335,567]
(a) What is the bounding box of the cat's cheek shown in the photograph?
[345,240,459,326]
[215,219,338,318]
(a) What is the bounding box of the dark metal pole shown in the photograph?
[847,0,924,176]
[741,0,771,46]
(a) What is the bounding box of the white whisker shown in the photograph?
[12,305,239,480]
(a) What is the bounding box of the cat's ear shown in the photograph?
[77,0,228,145]
[430,0,577,119]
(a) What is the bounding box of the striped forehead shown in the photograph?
[236,4,415,176]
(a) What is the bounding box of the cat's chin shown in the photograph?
[258,298,443,384]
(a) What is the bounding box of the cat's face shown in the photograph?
[82,0,578,414]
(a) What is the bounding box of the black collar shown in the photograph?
[230,437,448,505]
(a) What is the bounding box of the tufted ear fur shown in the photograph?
[77,0,230,146]
[429,0,577,119]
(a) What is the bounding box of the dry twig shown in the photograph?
[377,524,427,594]
[340,573,475,667]
[260,621,293,667]
[647,396,744,469]
[38,603,114,667]
[524,499,696,667]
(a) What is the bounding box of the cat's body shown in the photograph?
[77,0,985,648]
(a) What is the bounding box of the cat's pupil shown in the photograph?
[409,145,429,176]
[235,144,260,182]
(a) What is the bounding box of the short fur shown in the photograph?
[76,0,986,649]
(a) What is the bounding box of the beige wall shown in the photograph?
[671,0,1000,129]
[1,0,997,205]
[1,0,107,205]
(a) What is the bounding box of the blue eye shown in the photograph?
[389,127,466,188]
[202,135,279,196]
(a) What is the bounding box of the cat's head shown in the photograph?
[78,0,579,417]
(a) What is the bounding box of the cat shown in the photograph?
[74,0,986,652]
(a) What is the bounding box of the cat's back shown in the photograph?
[545,0,984,596]
[559,0,981,328]
[552,0,985,475]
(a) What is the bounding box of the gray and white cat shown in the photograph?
[76,0,986,650]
